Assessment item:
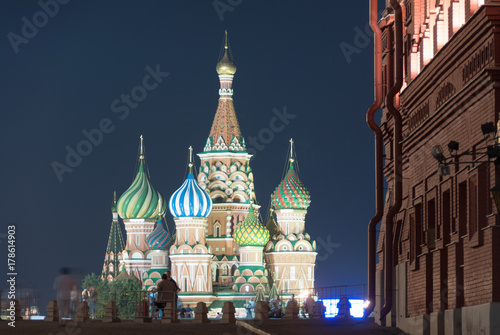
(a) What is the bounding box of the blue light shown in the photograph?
[321,298,365,318]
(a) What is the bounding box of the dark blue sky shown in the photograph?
[1,0,384,298]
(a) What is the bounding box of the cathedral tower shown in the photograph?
[142,212,173,289]
[102,192,126,281]
[169,147,214,299]
[117,136,166,279]
[232,205,270,293]
[265,139,317,293]
[197,32,257,286]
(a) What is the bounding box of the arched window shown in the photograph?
[212,264,218,282]
[216,226,220,237]
[136,235,140,247]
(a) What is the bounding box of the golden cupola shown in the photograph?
[216,30,237,75]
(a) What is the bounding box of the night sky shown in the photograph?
[1,0,385,302]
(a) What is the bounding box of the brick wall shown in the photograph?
[376,3,500,318]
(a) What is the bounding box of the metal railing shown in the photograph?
[280,284,367,301]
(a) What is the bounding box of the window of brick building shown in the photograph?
[458,182,467,237]
[442,190,451,244]
[427,199,436,249]
[410,203,423,269]
[469,175,478,237]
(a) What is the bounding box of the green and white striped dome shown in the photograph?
[117,139,166,219]
[117,161,166,219]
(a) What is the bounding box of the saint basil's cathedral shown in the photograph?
[101,33,317,305]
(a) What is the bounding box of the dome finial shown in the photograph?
[224,30,228,50]
[139,135,144,160]
[188,146,194,173]
[111,190,118,212]
[289,138,294,166]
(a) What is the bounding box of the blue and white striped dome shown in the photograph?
[169,173,213,218]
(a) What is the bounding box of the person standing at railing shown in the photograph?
[53,267,76,322]
[302,294,315,318]
[82,289,89,303]
[156,272,179,318]
[70,285,79,318]
[89,287,98,319]
[268,294,282,318]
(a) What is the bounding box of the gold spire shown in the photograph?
[289,138,295,165]
[188,146,194,173]
[216,31,237,75]
[113,191,116,205]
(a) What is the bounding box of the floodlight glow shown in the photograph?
[322,299,339,318]
[363,300,370,308]
[349,299,365,318]
[321,299,365,318]
[300,289,309,298]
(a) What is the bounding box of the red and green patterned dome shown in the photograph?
[233,207,270,247]
[272,165,311,210]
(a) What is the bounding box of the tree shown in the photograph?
[81,273,142,319]
[110,277,142,319]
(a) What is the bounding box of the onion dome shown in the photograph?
[216,31,236,75]
[233,206,270,247]
[272,166,311,210]
[117,136,166,219]
[169,173,213,218]
[272,139,311,210]
[147,218,173,250]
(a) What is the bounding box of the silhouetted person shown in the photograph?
[53,267,76,321]
[303,294,315,318]
[268,294,282,318]
[156,272,179,318]
[70,285,79,318]
[185,304,192,318]
[337,296,351,318]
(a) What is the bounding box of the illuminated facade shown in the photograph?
[368,1,500,334]
[102,32,317,306]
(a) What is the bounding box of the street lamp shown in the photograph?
[431,145,446,162]
[431,122,500,176]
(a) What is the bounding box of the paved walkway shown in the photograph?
[0,318,408,334]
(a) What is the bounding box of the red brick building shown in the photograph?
[367,1,500,334]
